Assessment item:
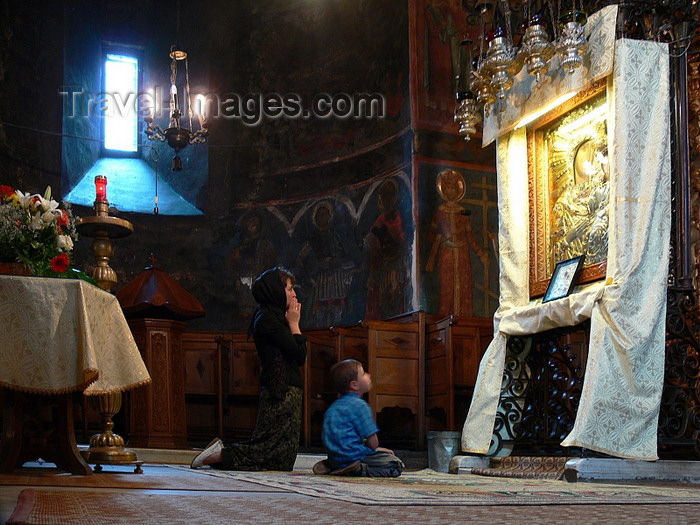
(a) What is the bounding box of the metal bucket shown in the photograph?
[427,431,461,472]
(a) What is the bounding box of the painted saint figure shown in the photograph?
[295,201,354,327]
[365,179,410,320]
[228,212,277,317]
[426,169,487,317]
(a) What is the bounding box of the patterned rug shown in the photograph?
[9,487,700,525]
[470,456,569,480]
[172,467,700,506]
[0,465,280,492]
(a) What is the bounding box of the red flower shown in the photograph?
[0,185,14,200]
[57,209,69,227]
[50,253,70,273]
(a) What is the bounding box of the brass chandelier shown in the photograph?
[144,44,209,171]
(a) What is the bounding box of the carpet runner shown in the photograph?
[7,469,700,524]
[470,456,569,480]
[10,486,700,525]
[173,467,700,506]
[0,465,280,492]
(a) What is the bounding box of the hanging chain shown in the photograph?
[499,0,514,45]
[169,56,178,127]
[549,0,559,40]
[478,4,487,69]
[185,57,193,130]
[175,0,181,43]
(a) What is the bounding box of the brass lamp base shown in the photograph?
[80,449,143,474]
[82,391,144,473]
[85,446,137,464]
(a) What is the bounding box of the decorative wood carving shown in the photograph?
[127,319,189,449]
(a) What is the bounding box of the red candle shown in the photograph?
[94,175,108,202]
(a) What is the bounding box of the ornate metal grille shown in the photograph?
[491,323,588,456]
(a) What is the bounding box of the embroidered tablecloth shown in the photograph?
[0,275,151,395]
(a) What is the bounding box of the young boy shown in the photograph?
[313,359,404,477]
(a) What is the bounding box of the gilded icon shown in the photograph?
[528,80,608,298]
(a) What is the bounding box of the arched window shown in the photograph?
[103,53,139,153]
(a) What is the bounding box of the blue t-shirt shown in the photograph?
[322,392,379,468]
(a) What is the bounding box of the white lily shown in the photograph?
[14,190,35,209]
[57,235,74,251]
[35,194,60,215]
[41,210,57,224]
[29,212,45,231]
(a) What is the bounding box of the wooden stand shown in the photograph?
[127,318,190,449]
[367,317,426,449]
[0,389,92,475]
[76,204,141,472]
[426,315,493,431]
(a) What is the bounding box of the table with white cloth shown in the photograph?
[0,275,151,475]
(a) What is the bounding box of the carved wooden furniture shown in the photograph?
[303,327,339,447]
[182,331,261,445]
[182,331,230,443]
[127,318,189,449]
[227,333,262,439]
[426,316,453,431]
[426,315,494,431]
[335,322,369,363]
[366,316,426,449]
[1,390,90,475]
[180,312,491,449]
[117,261,204,450]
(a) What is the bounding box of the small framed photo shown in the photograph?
[542,255,586,303]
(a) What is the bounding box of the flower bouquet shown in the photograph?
[0,185,83,278]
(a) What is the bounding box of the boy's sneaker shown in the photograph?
[312,459,332,475]
[330,460,362,476]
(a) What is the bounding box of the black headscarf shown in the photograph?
[248,267,286,337]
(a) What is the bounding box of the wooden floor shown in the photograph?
[3,454,700,524]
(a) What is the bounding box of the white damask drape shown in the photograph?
[0,276,151,395]
[461,17,671,459]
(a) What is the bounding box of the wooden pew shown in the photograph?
[182,330,230,444]
[182,331,260,445]
[303,326,338,447]
[366,315,426,449]
[426,315,493,431]
[178,312,491,449]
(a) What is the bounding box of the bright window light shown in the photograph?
[514,91,577,130]
[104,53,138,152]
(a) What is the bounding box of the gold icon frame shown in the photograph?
[528,79,609,298]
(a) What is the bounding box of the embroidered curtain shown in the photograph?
[461,33,671,459]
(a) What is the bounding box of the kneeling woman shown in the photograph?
[191,267,307,471]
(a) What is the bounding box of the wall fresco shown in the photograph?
[418,163,499,319]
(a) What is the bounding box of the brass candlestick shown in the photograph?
[74,189,133,292]
[75,176,142,473]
